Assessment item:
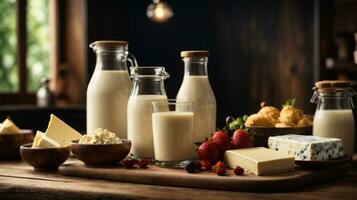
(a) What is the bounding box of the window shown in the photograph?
[0,0,50,102]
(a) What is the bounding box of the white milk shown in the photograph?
[127,95,168,158]
[152,111,194,161]
[313,110,355,155]
[176,76,216,159]
[86,70,131,138]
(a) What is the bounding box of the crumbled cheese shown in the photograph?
[268,134,344,161]
[79,128,122,144]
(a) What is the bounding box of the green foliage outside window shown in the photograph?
[27,0,50,92]
[0,0,18,92]
[0,0,49,93]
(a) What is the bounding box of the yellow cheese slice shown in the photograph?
[32,131,61,148]
[224,147,295,176]
[0,119,21,134]
[44,114,82,147]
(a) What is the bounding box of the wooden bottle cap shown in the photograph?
[180,50,209,58]
[315,80,352,92]
[89,40,128,49]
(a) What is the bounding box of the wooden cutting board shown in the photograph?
[59,161,350,192]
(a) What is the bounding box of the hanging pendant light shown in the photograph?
[147,0,173,23]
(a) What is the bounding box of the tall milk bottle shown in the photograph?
[127,67,169,159]
[87,41,137,138]
[176,51,217,159]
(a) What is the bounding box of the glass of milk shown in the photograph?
[311,80,356,156]
[176,51,216,160]
[128,66,169,159]
[87,41,137,138]
[152,100,194,168]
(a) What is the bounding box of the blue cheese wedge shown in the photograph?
[224,147,295,175]
[268,134,344,161]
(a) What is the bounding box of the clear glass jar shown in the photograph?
[86,41,137,138]
[127,66,169,159]
[311,80,356,156]
[176,51,217,160]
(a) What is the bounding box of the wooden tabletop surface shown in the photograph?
[1,156,357,200]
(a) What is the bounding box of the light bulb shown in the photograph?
[147,1,173,23]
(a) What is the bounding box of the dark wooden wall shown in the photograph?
[86,0,316,126]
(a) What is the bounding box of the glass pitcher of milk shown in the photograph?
[176,51,217,159]
[128,66,169,159]
[87,41,137,138]
[311,80,356,156]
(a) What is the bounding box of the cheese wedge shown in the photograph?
[0,119,21,134]
[224,147,295,176]
[32,131,61,148]
[43,114,82,147]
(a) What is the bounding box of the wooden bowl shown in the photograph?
[70,139,131,166]
[248,126,312,147]
[20,143,70,171]
[0,130,34,160]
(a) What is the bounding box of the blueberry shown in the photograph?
[184,161,198,173]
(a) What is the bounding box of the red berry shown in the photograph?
[213,161,226,176]
[233,166,244,175]
[199,160,212,170]
[211,131,231,159]
[216,168,226,176]
[123,159,138,169]
[138,159,149,168]
[231,129,253,149]
[198,141,220,165]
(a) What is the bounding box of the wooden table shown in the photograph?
[1,156,357,200]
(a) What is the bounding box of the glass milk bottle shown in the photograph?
[176,51,217,159]
[128,67,169,159]
[311,80,356,156]
[87,41,137,138]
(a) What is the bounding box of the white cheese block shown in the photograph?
[43,114,82,147]
[0,119,20,134]
[268,134,344,161]
[224,147,295,176]
[32,131,61,148]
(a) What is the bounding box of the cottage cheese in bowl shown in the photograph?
[79,128,122,145]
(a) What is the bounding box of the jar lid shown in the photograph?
[180,50,209,58]
[315,80,352,92]
[89,40,128,50]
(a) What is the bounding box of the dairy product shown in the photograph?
[176,76,216,159]
[87,70,131,138]
[313,110,355,155]
[0,119,20,134]
[128,95,168,158]
[32,131,61,148]
[152,111,194,161]
[32,114,82,148]
[268,134,344,160]
[79,128,122,144]
[224,147,295,176]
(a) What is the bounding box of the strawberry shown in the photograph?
[211,131,231,158]
[198,141,220,165]
[233,166,244,175]
[231,129,253,149]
